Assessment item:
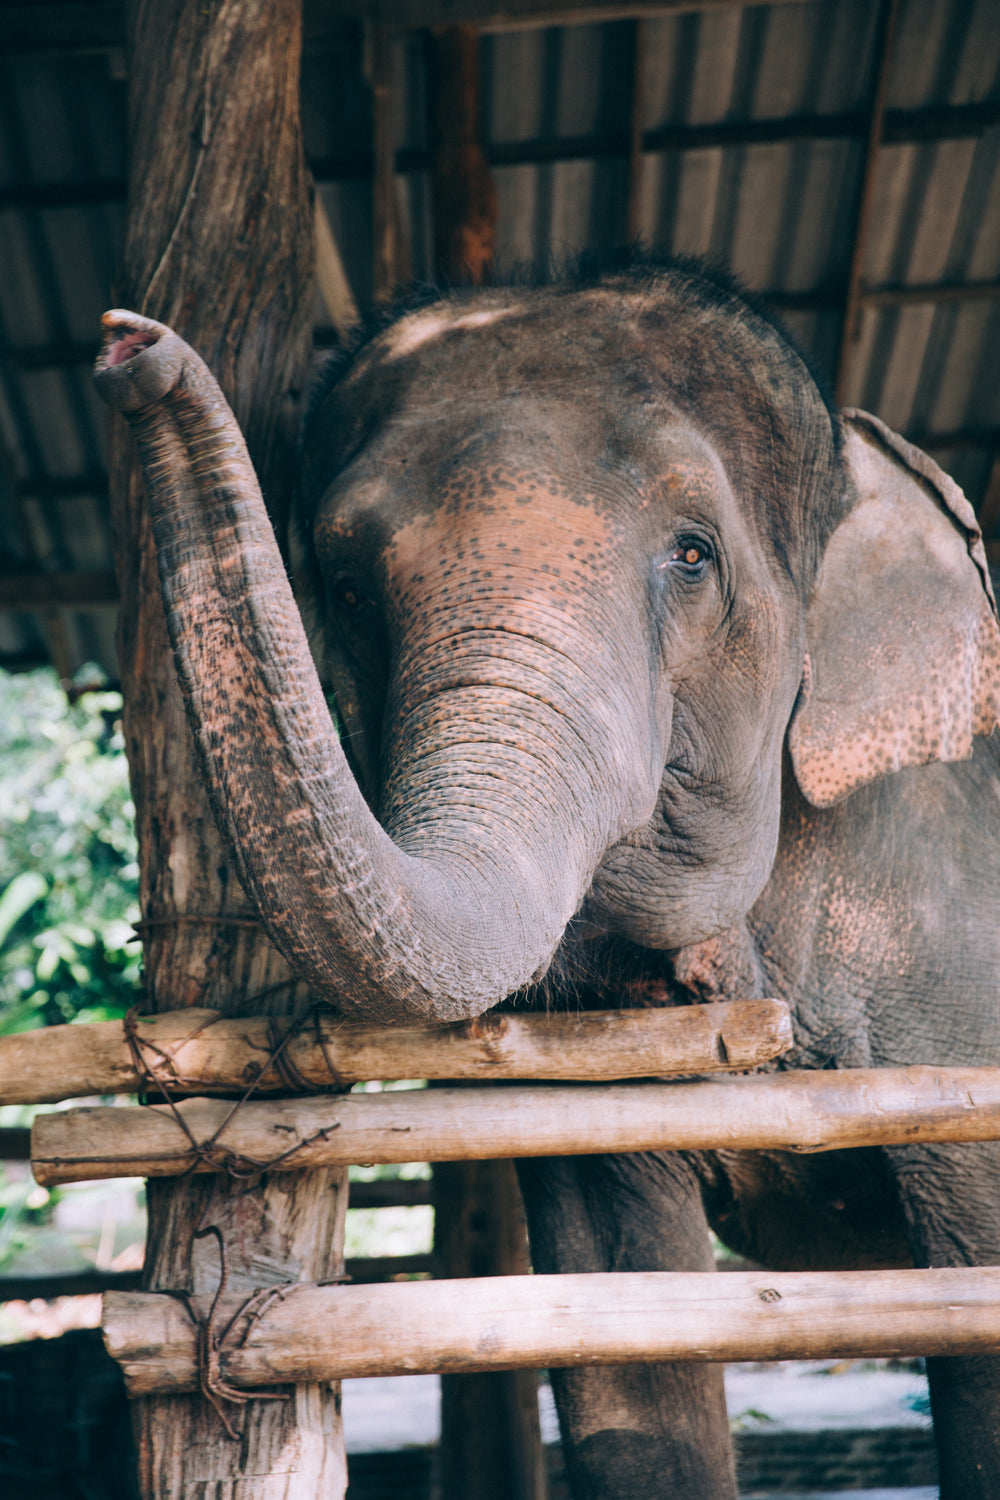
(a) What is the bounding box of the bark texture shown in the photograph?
[0,999,793,1105]
[104,1266,1000,1391]
[109,3,347,1495]
[40,1067,1000,1185]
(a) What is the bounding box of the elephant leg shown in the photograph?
[886,1141,1000,1498]
[516,1151,737,1500]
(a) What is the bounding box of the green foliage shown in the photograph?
[0,667,141,1033]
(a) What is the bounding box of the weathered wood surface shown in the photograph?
[104,1265,1000,1395]
[434,1156,546,1500]
[34,1066,1000,1185]
[0,999,792,1105]
[109,0,347,1494]
[427,24,498,284]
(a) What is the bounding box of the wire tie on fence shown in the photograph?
[167,1225,291,1441]
[264,1008,351,1095]
[122,1000,351,1184]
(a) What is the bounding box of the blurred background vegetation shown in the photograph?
[0,666,141,1036]
[0,671,430,1340]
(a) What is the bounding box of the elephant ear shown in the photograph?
[788,408,1000,809]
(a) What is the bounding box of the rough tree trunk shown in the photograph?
[108,2,348,1494]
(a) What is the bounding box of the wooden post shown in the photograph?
[426,24,498,284]
[370,25,409,299]
[434,1154,548,1500]
[109,2,347,1494]
[834,0,900,404]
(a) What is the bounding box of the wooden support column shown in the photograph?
[434,1159,547,1500]
[426,24,498,283]
[624,18,647,242]
[370,25,410,299]
[109,2,347,1495]
[834,0,900,405]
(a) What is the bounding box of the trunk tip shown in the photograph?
[95,310,186,412]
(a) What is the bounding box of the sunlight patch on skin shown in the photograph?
[383,305,527,361]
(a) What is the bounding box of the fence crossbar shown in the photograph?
[33,1065,1000,1185]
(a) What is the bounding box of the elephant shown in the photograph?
[95,257,1000,1499]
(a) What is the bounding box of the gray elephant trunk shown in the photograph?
[93,312,654,1022]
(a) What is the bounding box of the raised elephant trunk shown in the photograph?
[95,311,643,1022]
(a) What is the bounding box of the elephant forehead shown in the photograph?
[383,484,620,585]
[379,302,533,362]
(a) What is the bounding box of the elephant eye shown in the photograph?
[662,539,713,574]
[332,577,368,613]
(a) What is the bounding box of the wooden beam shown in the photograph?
[350,1177,433,1207]
[0,1000,792,1106]
[1,1268,142,1301]
[104,1265,1000,1395]
[863,277,1000,309]
[0,1256,431,1305]
[0,0,822,56]
[369,24,406,299]
[624,18,646,241]
[426,25,498,284]
[908,425,1000,453]
[0,1127,32,1160]
[327,0,828,32]
[33,1065,1000,1185]
[6,99,998,212]
[835,0,899,405]
[0,571,119,609]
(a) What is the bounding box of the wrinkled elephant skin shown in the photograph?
[95,262,1000,1500]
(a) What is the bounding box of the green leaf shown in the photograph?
[0,871,48,947]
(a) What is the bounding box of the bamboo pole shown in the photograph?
[33,1065,1000,1186]
[0,999,792,1106]
[104,1265,1000,1397]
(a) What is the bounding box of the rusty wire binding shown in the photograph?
[121,1001,352,1179]
[165,1225,294,1439]
[122,998,355,1433]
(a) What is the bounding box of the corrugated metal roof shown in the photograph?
[1,0,999,679]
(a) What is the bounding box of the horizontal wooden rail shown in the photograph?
[0,1000,791,1106]
[103,1265,1000,1396]
[33,1066,1000,1185]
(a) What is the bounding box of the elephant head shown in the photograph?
[94,264,1000,1024]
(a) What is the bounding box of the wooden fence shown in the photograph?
[4,999,1000,1423]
